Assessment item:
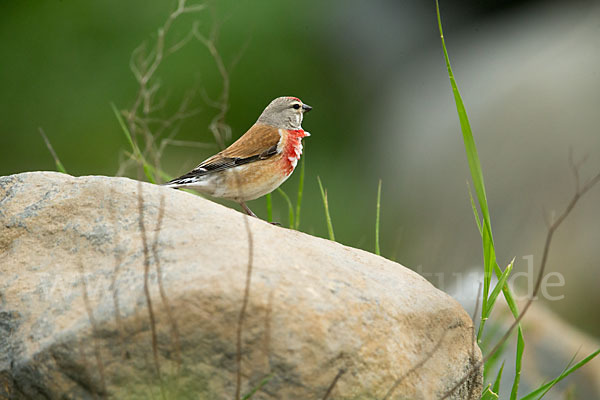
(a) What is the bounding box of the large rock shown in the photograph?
[0,172,482,399]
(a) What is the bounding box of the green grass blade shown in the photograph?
[480,384,499,400]
[471,183,521,329]
[266,193,273,223]
[317,176,335,241]
[509,326,524,400]
[375,179,382,255]
[435,0,493,310]
[276,187,294,228]
[492,361,505,395]
[55,161,67,174]
[111,102,159,183]
[143,164,157,184]
[144,162,172,182]
[123,150,171,182]
[482,230,495,311]
[435,7,490,223]
[502,285,520,319]
[435,1,520,340]
[485,258,515,318]
[467,181,482,236]
[520,348,600,400]
[294,150,306,230]
[242,374,273,400]
[39,128,68,174]
[111,102,140,158]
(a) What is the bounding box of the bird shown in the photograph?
[163,96,312,218]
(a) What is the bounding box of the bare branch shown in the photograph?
[322,368,346,400]
[137,181,165,399]
[119,0,209,180]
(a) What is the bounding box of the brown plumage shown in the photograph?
[196,124,281,172]
[163,97,312,218]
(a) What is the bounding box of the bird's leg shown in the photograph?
[240,201,258,218]
[240,201,280,225]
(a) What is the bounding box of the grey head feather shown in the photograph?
[256,96,308,130]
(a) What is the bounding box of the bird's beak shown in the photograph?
[302,104,312,113]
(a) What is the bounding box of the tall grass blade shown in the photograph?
[519,348,599,400]
[111,102,158,183]
[509,326,524,400]
[39,128,67,174]
[467,181,482,236]
[317,176,335,241]
[276,188,294,228]
[294,150,306,230]
[485,258,515,318]
[435,0,520,340]
[375,179,382,255]
[111,103,140,158]
[143,164,157,184]
[122,149,172,182]
[492,361,505,395]
[266,193,273,223]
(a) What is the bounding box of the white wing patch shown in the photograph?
[277,129,285,153]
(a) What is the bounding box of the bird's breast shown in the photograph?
[279,129,309,176]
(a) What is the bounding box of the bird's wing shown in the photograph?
[213,123,281,159]
[165,124,281,185]
[195,123,281,172]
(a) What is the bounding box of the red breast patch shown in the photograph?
[282,129,307,176]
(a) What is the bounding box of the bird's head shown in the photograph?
[257,96,312,130]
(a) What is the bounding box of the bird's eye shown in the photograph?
[292,104,301,110]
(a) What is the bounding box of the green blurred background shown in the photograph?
[2,0,599,344]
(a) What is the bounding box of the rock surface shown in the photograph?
[0,172,482,399]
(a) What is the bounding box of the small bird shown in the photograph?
[163,96,312,218]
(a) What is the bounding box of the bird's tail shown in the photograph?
[162,170,207,188]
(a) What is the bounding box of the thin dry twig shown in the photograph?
[117,0,250,180]
[117,0,210,179]
[151,194,183,368]
[192,22,231,149]
[137,181,165,400]
[79,262,107,397]
[234,183,255,400]
[322,368,346,400]
[439,161,600,399]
